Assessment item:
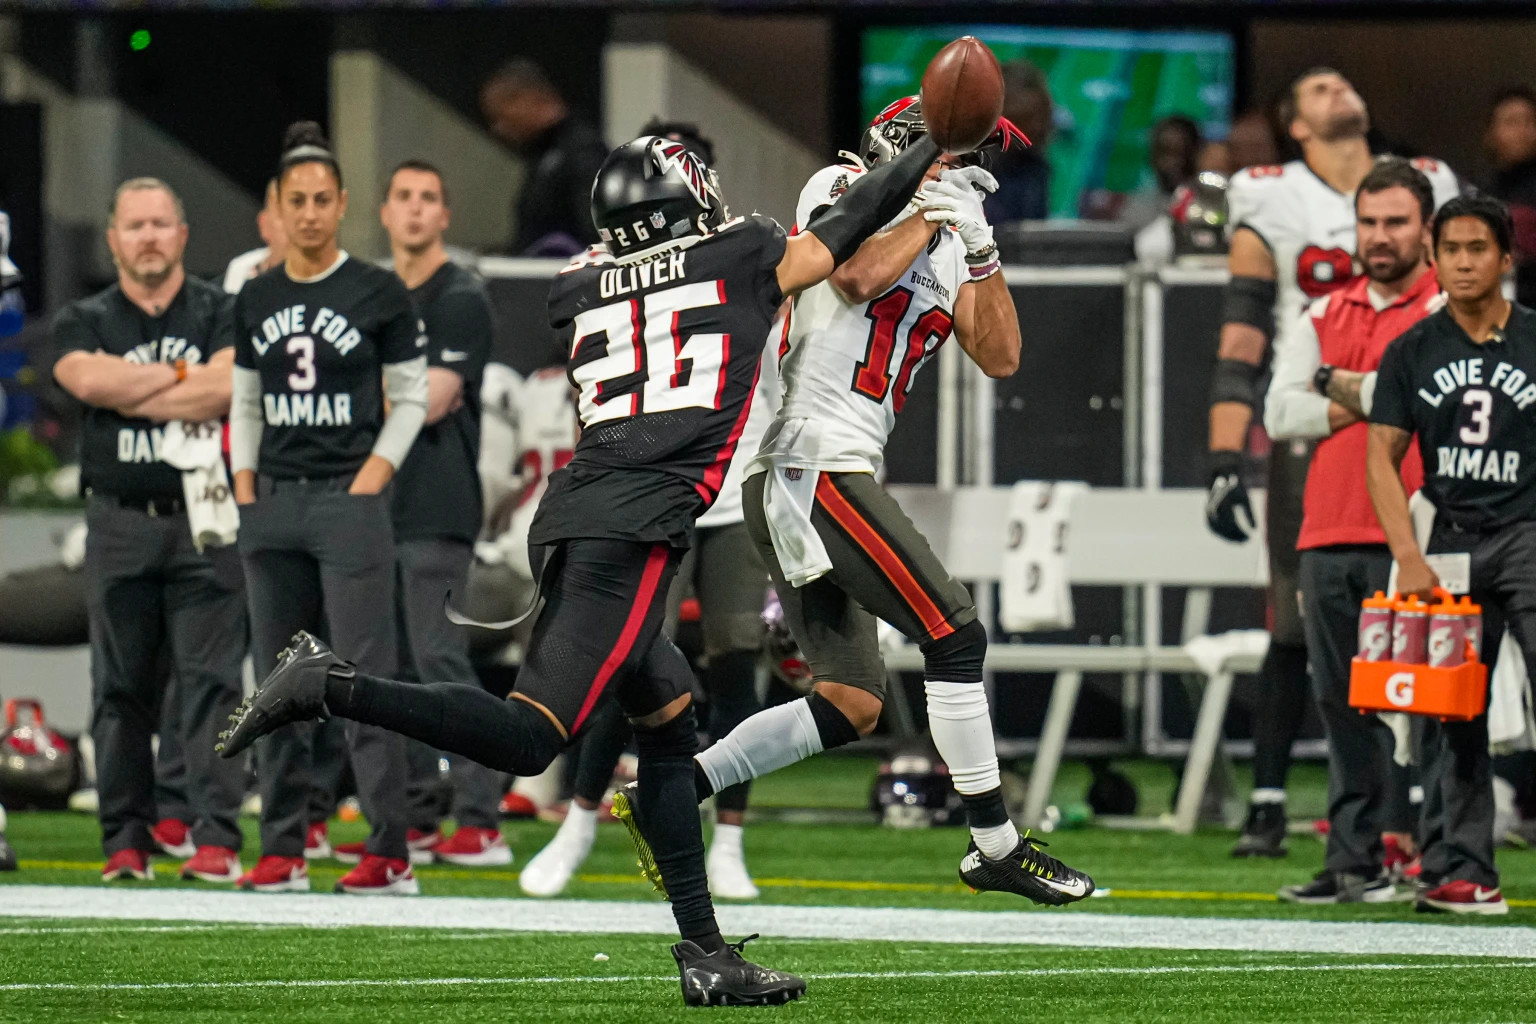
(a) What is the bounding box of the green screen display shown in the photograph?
[862,25,1234,218]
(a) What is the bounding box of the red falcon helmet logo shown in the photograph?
[650,138,713,207]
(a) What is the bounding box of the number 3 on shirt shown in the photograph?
[568,281,727,424]
[287,335,316,392]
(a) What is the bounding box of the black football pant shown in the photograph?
[331,537,721,946]
[1252,444,1311,794]
[239,475,410,861]
[1299,545,1396,878]
[85,496,247,856]
[1416,519,1536,890]
[395,537,504,832]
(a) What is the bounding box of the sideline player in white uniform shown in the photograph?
[623,98,1096,905]
[1205,68,1460,857]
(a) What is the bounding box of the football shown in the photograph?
[919,36,1005,154]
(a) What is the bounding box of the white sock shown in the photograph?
[0,803,7,832]
[710,822,744,859]
[696,698,822,794]
[559,802,598,848]
[1251,788,1286,805]
[924,680,1018,859]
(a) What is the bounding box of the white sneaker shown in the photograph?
[707,838,760,900]
[519,808,597,897]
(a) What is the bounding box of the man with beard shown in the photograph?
[1265,158,1439,903]
[1204,69,1460,857]
[51,178,247,884]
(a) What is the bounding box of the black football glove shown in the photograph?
[1205,450,1255,543]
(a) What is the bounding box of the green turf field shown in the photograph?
[4,756,1535,1022]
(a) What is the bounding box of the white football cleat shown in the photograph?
[519,806,597,897]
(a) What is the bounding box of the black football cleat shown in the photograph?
[0,831,16,871]
[216,631,348,759]
[610,781,666,897]
[959,833,1095,906]
[1232,801,1288,858]
[672,934,806,1007]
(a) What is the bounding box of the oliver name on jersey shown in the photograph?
[754,162,967,477]
[533,215,787,549]
[1229,157,1461,328]
[1372,304,1536,528]
[233,255,424,479]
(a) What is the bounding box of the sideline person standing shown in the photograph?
[229,122,428,895]
[52,177,246,884]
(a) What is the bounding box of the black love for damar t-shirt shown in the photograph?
[1373,303,1536,528]
[53,276,234,501]
[233,255,423,480]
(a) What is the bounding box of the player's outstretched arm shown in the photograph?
[1365,422,1437,599]
[777,136,941,297]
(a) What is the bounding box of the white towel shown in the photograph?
[159,420,239,552]
[760,465,831,587]
[999,481,1086,633]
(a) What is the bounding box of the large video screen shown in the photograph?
[862,25,1234,219]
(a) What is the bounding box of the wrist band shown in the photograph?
[965,242,999,266]
[969,259,1001,282]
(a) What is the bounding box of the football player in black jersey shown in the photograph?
[227,123,428,896]
[222,129,942,1006]
[52,178,247,886]
[1368,194,1533,916]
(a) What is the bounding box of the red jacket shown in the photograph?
[1297,269,1436,550]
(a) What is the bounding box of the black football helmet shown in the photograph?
[590,136,729,262]
[856,95,1031,170]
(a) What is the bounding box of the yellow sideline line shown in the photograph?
[16,860,1534,907]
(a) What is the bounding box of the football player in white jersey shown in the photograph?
[624,98,1096,905]
[1205,68,1460,857]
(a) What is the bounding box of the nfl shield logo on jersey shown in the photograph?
[650,211,667,229]
[785,468,803,481]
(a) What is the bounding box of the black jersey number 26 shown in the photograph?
[568,280,728,425]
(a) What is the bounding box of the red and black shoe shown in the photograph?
[102,849,154,882]
[237,855,309,893]
[336,855,419,895]
[432,827,513,867]
[181,846,242,884]
[1416,879,1508,915]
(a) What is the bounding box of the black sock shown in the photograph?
[693,761,715,803]
[636,704,722,952]
[960,787,1010,830]
[572,698,632,805]
[1250,641,1309,793]
[703,651,759,814]
[330,672,564,778]
[807,691,861,749]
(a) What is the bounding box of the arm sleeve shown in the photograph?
[229,365,264,475]
[1264,298,1333,440]
[1368,336,1415,431]
[804,136,940,266]
[372,355,429,469]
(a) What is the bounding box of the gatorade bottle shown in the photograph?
[1358,591,1395,662]
[1428,594,1467,669]
[1456,595,1484,658]
[1392,595,1430,664]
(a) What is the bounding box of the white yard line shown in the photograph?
[0,885,1532,960]
[0,961,1531,994]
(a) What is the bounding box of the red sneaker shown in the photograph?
[334,829,438,866]
[499,792,538,819]
[1382,835,1421,883]
[151,819,195,859]
[336,855,419,895]
[237,855,309,893]
[304,822,332,861]
[102,849,154,882]
[180,846,242,883]
[1417,879,1508,915]
[432,827,513,867]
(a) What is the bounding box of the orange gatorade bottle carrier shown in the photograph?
[1348,588,1487,721]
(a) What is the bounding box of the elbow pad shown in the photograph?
[806,136,940,266]
[1210,358,1262,409]
[1222,275,1277,338]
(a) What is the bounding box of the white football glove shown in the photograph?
[920,166,999,255]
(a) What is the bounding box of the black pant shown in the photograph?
[395,536,503,831]
[1299,545,1395,876]
[1417,519,1535,889]
[85,496,247,856]
[238,475,409,860]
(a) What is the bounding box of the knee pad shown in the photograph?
[633,702,699,761]
[919,619,986,683]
